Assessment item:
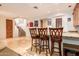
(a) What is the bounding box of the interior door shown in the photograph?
[6,19,13,38]
[56,18,62,28]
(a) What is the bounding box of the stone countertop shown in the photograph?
[63,32,79,45]
[63,32,79,38]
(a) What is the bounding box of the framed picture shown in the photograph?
[34,20,38,27]
[29,22,33,27]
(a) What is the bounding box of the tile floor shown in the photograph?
[0,37,59,56]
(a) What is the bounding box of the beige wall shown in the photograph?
[42,19,48,28]
[0,15,19,39]
[0,16,6,40]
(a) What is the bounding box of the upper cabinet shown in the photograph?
[73,3,79,26]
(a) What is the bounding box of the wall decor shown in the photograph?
[29,22,33,27]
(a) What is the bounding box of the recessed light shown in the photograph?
[68,5,71,7]
[33,6,38,9]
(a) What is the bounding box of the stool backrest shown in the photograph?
[29,28,37,38]
[38,28,47,39]
[49,28,63,42]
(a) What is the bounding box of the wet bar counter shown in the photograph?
[63,32,79,45]
[63,32,79,56]
[63,32,79,38]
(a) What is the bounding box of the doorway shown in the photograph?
[14,18,27,37]
[56,18,62,28]
[40,20,43,27]
[6,19,13,38]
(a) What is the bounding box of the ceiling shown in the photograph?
[0,3,76,19]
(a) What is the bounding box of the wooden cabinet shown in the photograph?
[63,43,79,56]
[73,3,79,26]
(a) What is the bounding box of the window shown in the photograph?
[56,18,62,28]
[48,18,52,26]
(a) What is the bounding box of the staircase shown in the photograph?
[17,26,26,37]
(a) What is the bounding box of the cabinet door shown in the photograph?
[75,8,78,25]
[77,4,79,24]
[73,12,76,26]
[73,3,79,26]
[73,7,77,26]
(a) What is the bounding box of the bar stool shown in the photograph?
[38,28,50,56]
[29,28,40,52]
[49,28,63,56]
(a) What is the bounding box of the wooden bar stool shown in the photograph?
[29,28,40,52]
[49,28,63,56]
[38,28,50,56]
